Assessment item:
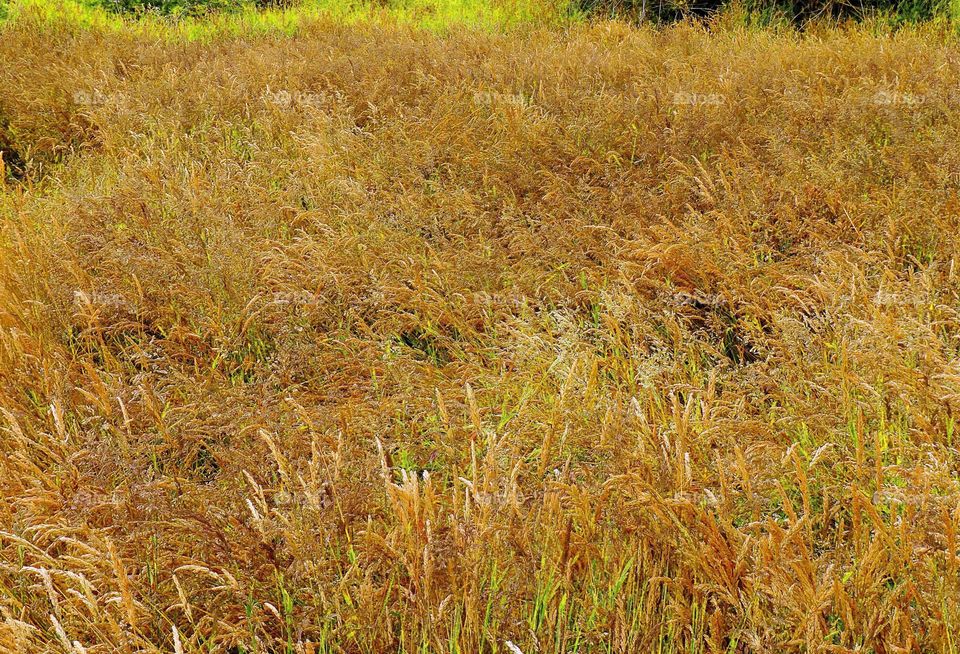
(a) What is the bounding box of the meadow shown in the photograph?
[2,1,960,652]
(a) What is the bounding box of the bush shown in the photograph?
[95,0,296,17]
[574,0,953,23]
[96,0,241,15]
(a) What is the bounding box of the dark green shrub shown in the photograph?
[767,0,951,23]
[574,0,953,23]
[96,0,243,15]
[94,0,296,16]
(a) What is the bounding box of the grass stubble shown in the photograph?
[2,4,960,653]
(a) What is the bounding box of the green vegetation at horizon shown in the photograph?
[3,0,960,35]
[0,0,570,35]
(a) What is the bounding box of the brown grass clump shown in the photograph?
[2,9,960,653]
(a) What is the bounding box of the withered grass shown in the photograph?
[2,9,960,653]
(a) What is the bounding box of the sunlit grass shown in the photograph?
[1,0,571,36]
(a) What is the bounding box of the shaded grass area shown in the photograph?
[2,8,960,654]
[575,0,960,26]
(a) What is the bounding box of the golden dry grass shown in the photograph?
[2,8,960,653]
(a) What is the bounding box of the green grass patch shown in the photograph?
[3,0,569,36]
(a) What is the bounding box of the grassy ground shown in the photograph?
[3,2,960,653]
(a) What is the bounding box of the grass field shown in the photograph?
[3,1,960,652]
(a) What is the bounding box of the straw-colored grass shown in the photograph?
[2,5,960,653]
